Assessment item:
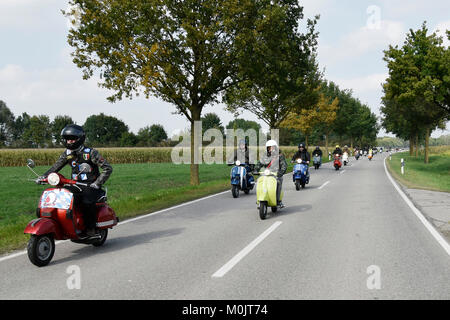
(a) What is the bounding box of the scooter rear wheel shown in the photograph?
[259,202,268,220]
[27,234,55,267]
[92,229,108,247]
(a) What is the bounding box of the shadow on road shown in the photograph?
[51,227,185,266]
[268,204,312,219]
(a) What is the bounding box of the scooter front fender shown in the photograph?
[24,218,64,240]
[256,176,278,207]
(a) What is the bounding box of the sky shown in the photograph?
[0,0,449,138]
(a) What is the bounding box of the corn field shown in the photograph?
[0,146,312,167]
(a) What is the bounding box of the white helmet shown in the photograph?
[265,140,278,148]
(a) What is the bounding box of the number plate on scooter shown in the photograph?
[40,189,73,210]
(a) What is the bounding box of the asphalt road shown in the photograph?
[0,153,449,300]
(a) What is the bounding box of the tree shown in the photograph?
[281,106,319,149]
[65,0,260,185]
[225,2,321,129]
[315,93,339,153]
[83,113,129,146]
[119,131,138,147]
[382,22,449,163]
[200,113,224,136]
[22,115,52,148]
[137,124,168,147]
[0,100,15,147]
[52,115,75,147]
[10,112,31,147]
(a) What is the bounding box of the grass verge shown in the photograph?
[385,146,450,192]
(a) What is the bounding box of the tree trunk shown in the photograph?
[424,127,430,164]
[409,134,414,156]
[305,135,309,150]
[415,133,419,157]
[190,108,202,185]
[325,132,329,155]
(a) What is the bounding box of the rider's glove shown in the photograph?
[90,182,100,189]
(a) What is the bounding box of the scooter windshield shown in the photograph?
[40,188,73,210]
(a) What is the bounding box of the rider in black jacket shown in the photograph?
[40,125,113,238]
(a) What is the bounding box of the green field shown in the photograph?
[386,146,450,192]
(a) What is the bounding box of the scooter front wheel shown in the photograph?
[259,202,268,220]
[27,234,55,267]
[231,185,239,198]
[295,181,301,191]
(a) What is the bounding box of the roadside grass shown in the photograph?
[386,146,450,192]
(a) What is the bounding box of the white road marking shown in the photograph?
[318,181,330,190]
[339,170,346,175]
[383,157,450,256]
[212,221,283,278]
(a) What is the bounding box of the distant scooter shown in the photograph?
[333,154,342,171]
[255,169,283,220]
[230,160,255,198]
[292,158,309,190]
[313,155,322,170]
[355,151,360,160]
[342,152,349,166]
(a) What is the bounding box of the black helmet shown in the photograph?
[298,143,305,149]
[61,124,86,150]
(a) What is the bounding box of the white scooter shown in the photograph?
[342,152,349,166]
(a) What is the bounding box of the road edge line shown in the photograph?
[383,156,450,256]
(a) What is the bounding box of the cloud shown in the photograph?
[0,0,64,30]
[333,73,388,95]
[319,20,405,67]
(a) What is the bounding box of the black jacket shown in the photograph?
[292,150,310,163]
[312,148,322,157]
[332,148,343,156]
[44,145,112,186]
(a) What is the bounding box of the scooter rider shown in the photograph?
[229,139,254,171]
[255,140,287,208]
[292,143,311,182]
[333,145,343,157]
[38,124,113,238]
[312,146,323,158]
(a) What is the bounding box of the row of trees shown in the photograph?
[0,104,169,148]
[381,22,450,163]
[280,80,379,152]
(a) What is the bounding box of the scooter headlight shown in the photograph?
[235,160,241,166]
[264,169,271,176]
[296,159,302,164]
[47,173,60,186]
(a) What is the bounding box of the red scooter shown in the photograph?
[333,155,342,171]
[24,160,119,267]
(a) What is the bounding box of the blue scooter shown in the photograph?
[292,159,309,190]
[231,160,255,198]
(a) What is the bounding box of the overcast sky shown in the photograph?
[0,0,449,138]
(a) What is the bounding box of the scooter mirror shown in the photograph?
[27,159,35,168]
[79,163,92,173]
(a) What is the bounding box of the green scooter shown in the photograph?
[255,169,284,220]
